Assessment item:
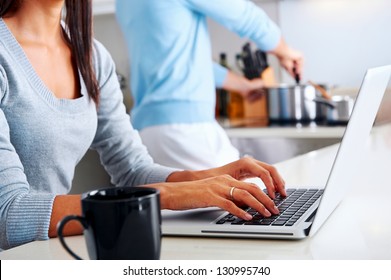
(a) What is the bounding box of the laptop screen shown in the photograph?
[308,65,391,236]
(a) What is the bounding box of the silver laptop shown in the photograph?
[161,65,391,240]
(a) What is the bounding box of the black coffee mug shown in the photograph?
[57,186,161,260]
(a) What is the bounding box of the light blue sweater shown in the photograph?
[116,0,281,130]
[0,19,177,250]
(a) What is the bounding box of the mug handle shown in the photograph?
[57,215,87,260]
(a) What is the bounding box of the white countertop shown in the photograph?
[225,125,345,139]
[1,124,391,260]
[219,118,346,139]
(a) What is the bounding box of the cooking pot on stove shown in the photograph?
[314,95,355,124]
[266,84,326,123]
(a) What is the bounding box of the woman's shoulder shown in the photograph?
[92,39,117,85]
[92,39,114,68]
[0,65,6,101]
[0,51,8,101]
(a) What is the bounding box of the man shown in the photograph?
[116,0,303,169]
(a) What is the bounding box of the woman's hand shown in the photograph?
[158,157,286,220]
[193,157,286,199]
[151,174,280,221]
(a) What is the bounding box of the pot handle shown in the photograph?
[313,97,336,109]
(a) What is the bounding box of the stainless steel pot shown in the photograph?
[266,84,326,123]
[314,95,355,124]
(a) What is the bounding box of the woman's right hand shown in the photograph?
[148,174,280,221]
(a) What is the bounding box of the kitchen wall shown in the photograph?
[208,0,280,77]
[93,0,391,106]
[72,0,391,192]
[278,0,391,88]
[93,13,132,111]
[91,1,280,111]
[209,0,391,89]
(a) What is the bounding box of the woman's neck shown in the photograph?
[2,0,82,100]
[3,0,65,46]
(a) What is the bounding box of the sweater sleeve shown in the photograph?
[90,41,178,187]
[0,66,55,250]
[184,0,281,51]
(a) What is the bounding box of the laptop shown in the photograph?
[161,65,391,240]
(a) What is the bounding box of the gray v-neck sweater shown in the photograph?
[0,19,176,249]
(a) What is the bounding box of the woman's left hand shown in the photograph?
[197,157,286,199]
[153,174,278,220]
[168,157,286,199]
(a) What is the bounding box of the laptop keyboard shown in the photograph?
[216,188,323,226]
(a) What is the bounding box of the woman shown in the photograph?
[0,0,285,250]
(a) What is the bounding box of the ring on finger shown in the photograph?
[229,186,236,201]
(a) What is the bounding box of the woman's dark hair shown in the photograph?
[0,0,22,17]
[0,0,100,104]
